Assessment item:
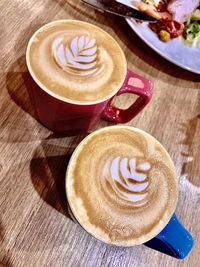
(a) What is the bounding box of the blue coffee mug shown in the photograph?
[145,213,194,259]
[67,201,193,259]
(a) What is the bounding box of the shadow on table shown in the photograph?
[6,56,39,121]
[30,134,87,220]
[0,221,13,267]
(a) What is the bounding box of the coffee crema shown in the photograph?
[26,20,126,104]
[66,126,178,246]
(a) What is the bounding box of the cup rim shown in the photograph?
[65,125,179,246]
[26,19,127,106]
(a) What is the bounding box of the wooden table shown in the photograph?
[0,1,200,266]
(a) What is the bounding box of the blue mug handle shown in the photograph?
[145,213,194,259]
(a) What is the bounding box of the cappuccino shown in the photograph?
[66,126,178,246]
[26,20,126,104]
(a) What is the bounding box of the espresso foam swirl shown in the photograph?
[103,157,151,203]
[52,35,99,76]
[66,127,178,246]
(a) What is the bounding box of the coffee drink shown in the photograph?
[66,126,178,246]
[26,20,126,104]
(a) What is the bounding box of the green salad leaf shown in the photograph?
[185,22,200,40]
[183,8,200,47]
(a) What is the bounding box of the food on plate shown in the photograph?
[131,0,200,47]
[168,0,199,23]
[183,8,200,47]
[158,29,170,42]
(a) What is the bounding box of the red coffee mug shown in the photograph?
[27,69,152,134]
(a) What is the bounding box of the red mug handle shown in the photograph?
[101,69,153,123]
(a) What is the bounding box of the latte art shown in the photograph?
[52,35,99,76]
[66,126,178,246]
[27,20,126,103]
[103,157,151,203]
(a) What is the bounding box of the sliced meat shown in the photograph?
[168,0,200,23]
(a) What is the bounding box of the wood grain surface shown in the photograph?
[0,0,200,266]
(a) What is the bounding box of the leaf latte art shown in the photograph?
[66,126,179,246]
[27,20,126,103]
[103,157,151,203]
[52,35,99,76]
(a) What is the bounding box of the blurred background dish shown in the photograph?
[120,0,200,74]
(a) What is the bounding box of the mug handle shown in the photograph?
[101,69,153,123]
[145,214,194,259]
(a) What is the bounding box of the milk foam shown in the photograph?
[104,157,150,202]
[66,126,178,246]
[27,20,127,103]
[52,35,99,76]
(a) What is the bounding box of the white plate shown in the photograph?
[120,0,200,74]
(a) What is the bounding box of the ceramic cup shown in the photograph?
[65,126,194,259]
[26,20,153,134]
